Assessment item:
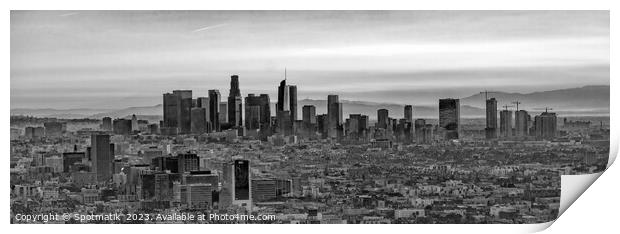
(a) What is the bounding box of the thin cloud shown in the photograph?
[59,12,79,17]
[191,23,228,33]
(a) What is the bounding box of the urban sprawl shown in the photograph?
[10,75,610,224]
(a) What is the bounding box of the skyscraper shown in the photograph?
[163,92,180,133]
[289,85,298,122]
[196,97,211,132]
[514,110,529,137]
[245,94,271,131]
[500,110,513,138]
[208,90,221,132]
[485,98,498,139]
[404,105,413,123]
[277,80,290,112]
[377,109,389,129]
[219,102,228,126]
[302,105,317,125]
[221,159,252,211]
[227,75,243,127]
[173,90,192,134]
[534,111,557,140]
[91,134,113,182]
[439,98,460,140]
[327,95,343,139]
[190,107,207,134]
[276,79,296,135]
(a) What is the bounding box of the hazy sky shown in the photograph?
[11,11,609,109]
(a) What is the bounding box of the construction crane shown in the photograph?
[502,105,514,111]
[512,101,522,111]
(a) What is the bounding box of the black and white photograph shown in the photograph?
[7,8,613,229]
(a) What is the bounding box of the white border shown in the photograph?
[2,1,617,233]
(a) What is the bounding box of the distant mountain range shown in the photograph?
[11,85,609,120]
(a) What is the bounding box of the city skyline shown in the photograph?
[11,11,609,109]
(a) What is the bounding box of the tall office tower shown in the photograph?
[404,105,413,123]
[414,119,426,143]
[439,98,460,140]
[196,97,211,132]
[245,94,271,131]
[131,114,138,132]
[221,160,252,211]
[485,98,498,139]
[289,85,298,122]
[163,92,180,132]
[534,111,557,140]
[208,90,221,132]
[346,114,369,141]
[173,90,192,134]
[317,114,328,139]
[277,80,289,112]
[514,110,529,137]
[227,75,243,127]
[302,105,317,133]
[91,134,113,182]
[219,102,229,126]
[102,117,112,131]
[500,110,513,138]
[327,95,343,138]
[377,109,389,129]
[190,107,207,134]
[177,153,199,173]
[276,80,296,134]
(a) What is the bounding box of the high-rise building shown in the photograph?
[302,105,317,125]
[91,134,113,182]
[377,109,389,129]
[485,98,498,139]
[414,119,426,143]
[276,79,297,134]
[173,90,192,134]
[327,95,343,139]
[196,97,211,132]
[302,105,317,136]
[500,110,513,138]
[245,94,271,131]
[514,110,529,137]
[219,102,228,127]
[221,159,252,210]
[208,90,221,132]
[277,80,289,112]
[190,107,207,134]
[317,114,328,139]
[289,85,298,122]
[163,92,180,132]
[131,114,138,132]
[102,117,112,131]
[227,75,243,127]
[404,105,413,123]
[534,111,557,140]
[162,90,192,134]
[439,98,460,140]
